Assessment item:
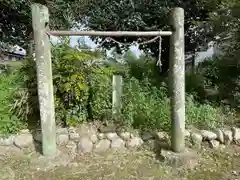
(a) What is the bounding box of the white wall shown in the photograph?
[11,45,26,56]
[194,41,216,65]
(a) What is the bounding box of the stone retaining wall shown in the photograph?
[1,123,240,154]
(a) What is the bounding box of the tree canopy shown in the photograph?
[76,0,226,72]
[1,0,236,72]
[0,0,88,50]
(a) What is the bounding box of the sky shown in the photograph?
[70,36,142,57]
[50,35,215,62]
[50,35,142,57]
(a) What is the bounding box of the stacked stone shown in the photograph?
[1,123,240,154]
[190,127,240,149]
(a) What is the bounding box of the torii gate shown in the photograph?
[31,3,185,156]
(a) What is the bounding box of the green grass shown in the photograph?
[0,58,236,135]
[0,69,26,134]
[1,60,25,69]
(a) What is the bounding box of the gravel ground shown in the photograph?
[0,145,240,180]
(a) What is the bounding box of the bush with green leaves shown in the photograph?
[194,54,240,107]
[0,63,11,75]
[88,66,114,122]
[9,39,234,133]
[196,57,220,87]
[185,95,232,130]
[124,52,167,87]
[0,70,26,134]
[11,39,115,127]
[121,76,230,132]
[185,71,206,100]
[215,54,240,108]
[121,77,170,130]
[52,43,92,125]
[10,57,39,128]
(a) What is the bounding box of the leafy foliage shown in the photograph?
[88,66,114,121]
[196,58,219,87]
[9,57,40,130]
[76,0,224,73]
[185,95,228,130]
[0,0,90,49]
[7,39,234,134]
[188,0,240,107]
[52,41,92,125]
[122,77,170,130]
[0,70,26,134]
[185,71,206,100]
[121,76,228,131]
[11,38,111,126]
[0,64,11,75]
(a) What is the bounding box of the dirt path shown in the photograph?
[0,146,240,180]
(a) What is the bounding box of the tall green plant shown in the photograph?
[0,70,26,134]
[11,39,104,126]
[88,66,115,122]
[10,39,234,132]
[11,57,39,127]
[122,77,170,130]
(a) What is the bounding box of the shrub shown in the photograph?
[0,63,11,75]
[11,39,113,127]
[9,40,234,133]
[195,55,240,108]
[124,54,167,87]
[88,66,114,122]
[216,54,240,108]
[185,95,228,130]
[185,71,206,100]
[10,57,39,128]
[52,43,92,125]
[197,57,220,87]
[121,77,230,131]
[52,43,115,125]
[121,77,170,131]
[0,70,26,134]
[185,58,224,103]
